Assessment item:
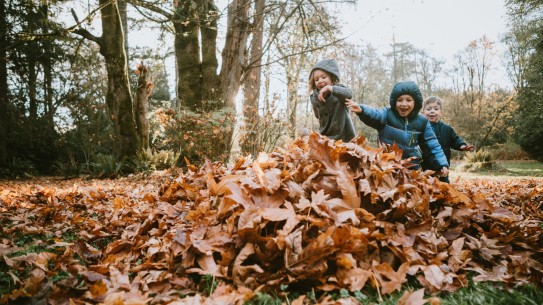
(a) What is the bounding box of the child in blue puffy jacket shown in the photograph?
[345,81,449,177]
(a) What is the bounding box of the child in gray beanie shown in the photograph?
[308,59,356,142]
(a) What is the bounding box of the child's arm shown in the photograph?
[318,84,352,102]
[422,121,449,174]
[460,144,474,151]
[345,98,387,130]
[345,98,362,114]
[450,126,474,151]
[309,92,320,118]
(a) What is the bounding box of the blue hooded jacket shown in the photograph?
[310,59,356,142]
[355,81,448,169]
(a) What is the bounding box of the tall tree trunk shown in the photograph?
[118,1,129,57]
[276,27,306,139]
[220,0,250,109]
[219,0,251,159]
[240,0,264,156]
[135,63,152,149]
[99,0,139,158]
[0,0,7,165]
[174,1,202,111]
[39,1,54,127]
[285,53,306,139]
[286,74,298,138]
[27,56,38,152]
[200,0,220,109]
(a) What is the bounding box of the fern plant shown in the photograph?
[133,148,179,172]
[464,149,493,163]
[89,154,123,178]
[458,149,495,172]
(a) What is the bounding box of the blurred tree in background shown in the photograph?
[505,0,543,161]
[1,0,542,177]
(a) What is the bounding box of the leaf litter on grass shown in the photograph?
[0,132,542,304]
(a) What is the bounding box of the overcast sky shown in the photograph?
[127,0,511,93]
[339,0,508,64]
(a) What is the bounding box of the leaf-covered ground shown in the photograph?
[1,133,542,305]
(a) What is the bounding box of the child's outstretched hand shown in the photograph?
[345,98,362,113]
[460,144,475,151]
[318,85,333,102]
[439,167,449,177]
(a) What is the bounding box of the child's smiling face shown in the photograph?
[423,102,442,123]
[395,94,415,117]
[312,69,332,90]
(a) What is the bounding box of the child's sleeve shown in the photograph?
[449,126,467,151]
[422,121,449,168]
[331,84,353,100]
[356,105,387,130]
[310,92,319,119]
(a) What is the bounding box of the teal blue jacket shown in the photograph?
[355,81,448,169]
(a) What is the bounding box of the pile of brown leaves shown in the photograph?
[0,133,542,305]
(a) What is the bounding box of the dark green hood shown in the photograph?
[310,59,341,82]
[389,81,423,119]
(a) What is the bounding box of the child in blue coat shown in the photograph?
[345,81,449,177]
[309,59,356,142]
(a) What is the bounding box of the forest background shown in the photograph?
[1,0,543,178]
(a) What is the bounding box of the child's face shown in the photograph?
[312,69,332,90]
[422,102,442,123]
[395,95,415,117]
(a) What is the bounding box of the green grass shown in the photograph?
[496,160,543,176]
[243,282,543,305]
[441,282,543,305]
[451,160,543,178]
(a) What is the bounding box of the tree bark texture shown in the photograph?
[240,0,265,156]
[220,0,250,110]
[25,1,38,128]
[285,55,305,139]
[200,0,220,109]
[174,1,202,111]
[118,1,129,57]
[39,1,55,127]
[218,0,252,160]
[0,0,7,165]
[135,63,152,149]
[99,0,139,158]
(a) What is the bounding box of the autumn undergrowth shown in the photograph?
[244,281,543,305]
[440,282,543,305]
[245,274,543,305]
[0,232,46,294]
[201,274,219,296]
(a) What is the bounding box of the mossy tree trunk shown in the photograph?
[75,0,139,159]
[0,0,7,166]
[99,0,139,158]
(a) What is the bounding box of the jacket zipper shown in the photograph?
[406,117,415,146]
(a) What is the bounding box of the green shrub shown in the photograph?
[489,141,530,160]
[88,154,123,178]
[464,149,493,163]
[53,154,82,177]
[151,107,235,166]
[133,148,179,172]
[0,157,36,178]
[457,149,495,172]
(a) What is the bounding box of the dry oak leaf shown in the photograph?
[398,288,429,305]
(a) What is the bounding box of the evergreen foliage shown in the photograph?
[507,0,543,161]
